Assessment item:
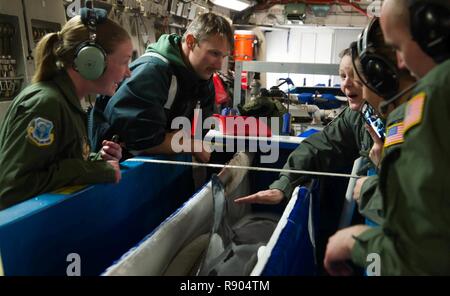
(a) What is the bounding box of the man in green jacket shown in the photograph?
[325,0,450,275]
[90,13,233,163]
[350,17,417,226]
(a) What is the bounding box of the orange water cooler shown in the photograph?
[234,30,256,90]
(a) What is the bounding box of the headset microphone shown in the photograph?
[378,82,418,116]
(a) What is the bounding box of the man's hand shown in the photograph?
[353,176,368,205]
[106,160,122,183]
[191,140,211,163]
[324,225,370,276]
[365,123,383,167]
[234,189,284,205]
[100,140,122,161]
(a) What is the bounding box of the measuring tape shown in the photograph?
[125,158,361,179]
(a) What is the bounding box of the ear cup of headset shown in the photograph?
[410,1,450,62]
[73,41,107,80]
[74,7,108,80]
[356,18,400,99]
[360,54,399,98]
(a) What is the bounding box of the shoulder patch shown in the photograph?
[404,92,426,133]
[27,117,55,147]
[384,122,405,148]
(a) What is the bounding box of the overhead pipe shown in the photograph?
[337,0,368,16]
[254,0,348,9]
[21,0,34,61]
[254,0,368,16]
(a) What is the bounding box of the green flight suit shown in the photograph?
[269,106,374,274]
[269,107,374,199]
[352,59,450,275]
[358,103,407,225]
[0,72,115,210]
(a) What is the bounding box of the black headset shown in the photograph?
[353,17,400,99]
[409,0,450,63]
[73,7,108,80]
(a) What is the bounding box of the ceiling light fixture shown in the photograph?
[210,0,253,12]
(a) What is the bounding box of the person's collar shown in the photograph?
[53,71,85,114]
[424,58,450,78]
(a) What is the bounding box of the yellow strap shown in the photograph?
[52,185,87,195]
[0,252,4,276]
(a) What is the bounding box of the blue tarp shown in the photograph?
[296,93,342,109]
[0,155,194,275]
[261,182,319,275]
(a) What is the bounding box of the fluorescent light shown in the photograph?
[210,0,252,12]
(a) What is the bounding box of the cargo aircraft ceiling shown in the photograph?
[232,0,374,26]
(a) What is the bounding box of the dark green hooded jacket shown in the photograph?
[89,34,215,153]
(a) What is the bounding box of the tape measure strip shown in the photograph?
[125,158,361,179]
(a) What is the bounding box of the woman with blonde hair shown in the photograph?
[0,8,132,209]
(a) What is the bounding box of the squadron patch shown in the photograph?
[384,122,405,148]
[27,117,55,147]
[404,92,426,133]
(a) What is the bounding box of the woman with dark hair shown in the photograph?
[324,17,421,276]
[235,46,370,206]
[234,44,374,274]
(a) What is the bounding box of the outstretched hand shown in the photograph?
[234,189,284,205]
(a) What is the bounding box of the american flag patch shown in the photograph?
[384,122,405,148]
[404,92,426,132]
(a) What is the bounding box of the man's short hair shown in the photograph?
[182,12,234,49]
[385,0,410,28]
